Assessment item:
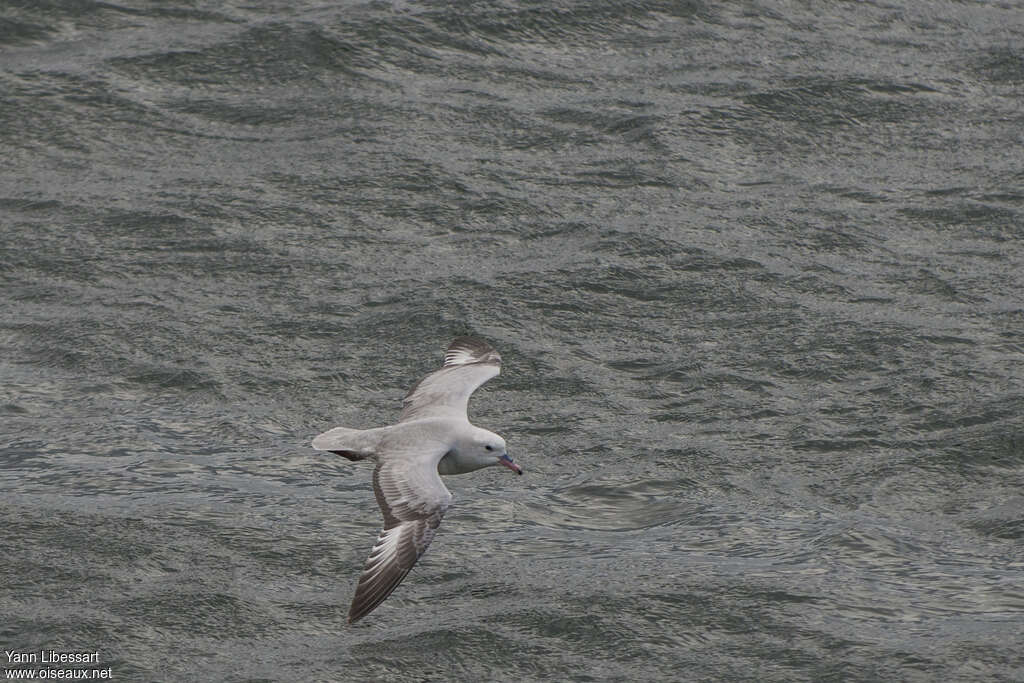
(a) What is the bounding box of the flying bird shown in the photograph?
[312,337,522,623]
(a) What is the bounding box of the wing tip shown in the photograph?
[346,564,414,624]
[445,336,501,367]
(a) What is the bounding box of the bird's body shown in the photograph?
[311,337,522,623]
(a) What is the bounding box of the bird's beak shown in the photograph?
[499,453,523,475]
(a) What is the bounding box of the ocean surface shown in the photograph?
[2,1,1023,681]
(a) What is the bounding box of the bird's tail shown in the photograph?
[311,426,385,461]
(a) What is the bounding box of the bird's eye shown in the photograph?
[485,445,494,451]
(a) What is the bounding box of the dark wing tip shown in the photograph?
[347,564,413,624]
[445,337,501,367]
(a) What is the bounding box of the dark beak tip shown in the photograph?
[500,456,523,475]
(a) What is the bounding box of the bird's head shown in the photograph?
[469,428,522,474]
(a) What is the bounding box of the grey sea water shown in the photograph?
[2,1,1023,681]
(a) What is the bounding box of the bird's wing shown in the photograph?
[398,337,501,423]
[348,442,453,623]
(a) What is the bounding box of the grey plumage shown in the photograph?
[311,337,522,623]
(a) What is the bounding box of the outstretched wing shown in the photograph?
[348,447,453,623]
[399,337,501,423]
